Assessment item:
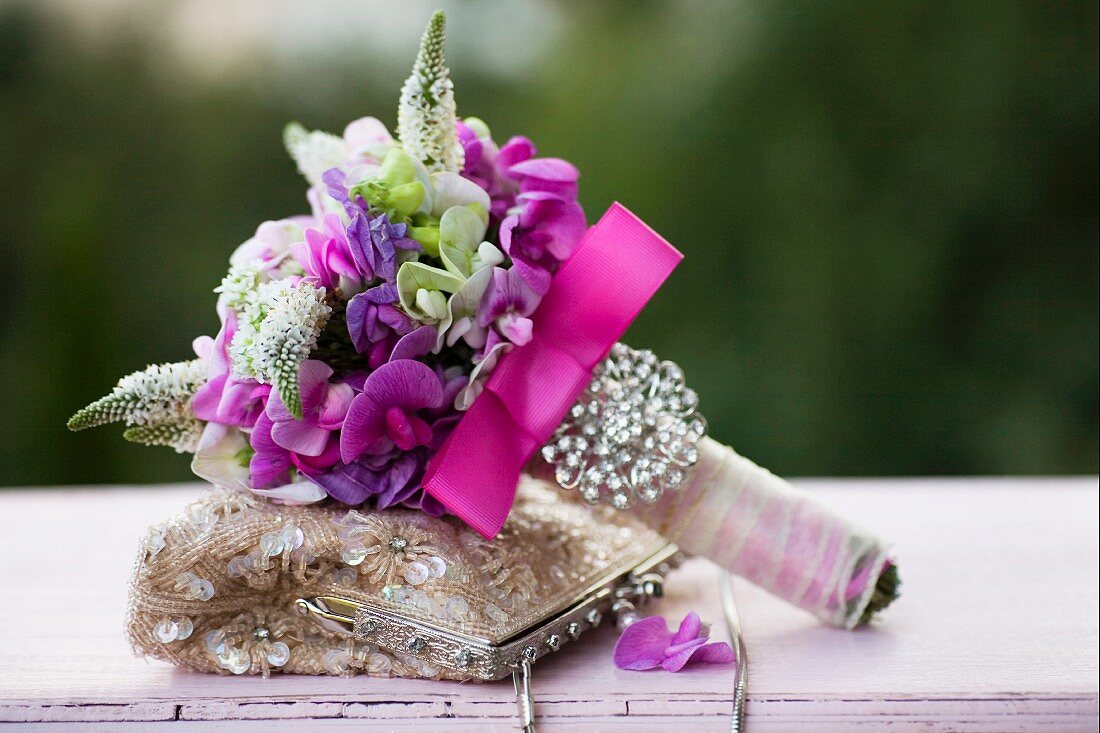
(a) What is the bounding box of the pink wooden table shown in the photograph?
[0,478,1096,732]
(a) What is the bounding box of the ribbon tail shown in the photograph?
[423,391,535,538]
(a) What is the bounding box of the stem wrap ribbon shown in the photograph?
[423,203,683,538]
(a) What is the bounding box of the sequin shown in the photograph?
[426,556,448,578]
[153,619,179,643]
[175,617,194,641]
[259,532,284,557]
[341,542,368,566]
[402,561,430,586]
[367,652,392,675]
[266,641,291,667]
[445,597,470,620]
[323,649,351,674]
[226,555,249,578]
[189,577,215,601]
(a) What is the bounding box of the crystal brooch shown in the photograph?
[541,343,706,509]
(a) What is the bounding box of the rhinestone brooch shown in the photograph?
[541,343,706,509]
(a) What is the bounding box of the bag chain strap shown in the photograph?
[510,568,749,731]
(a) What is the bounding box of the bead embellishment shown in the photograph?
[153,617,193,643]
[175,572,215,601]
[542,343,706,509]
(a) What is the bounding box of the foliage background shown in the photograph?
[1,0,1096,486]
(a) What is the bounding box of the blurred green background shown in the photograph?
[1,0,1096,486]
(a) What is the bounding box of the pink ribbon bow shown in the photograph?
[423,203,683,538]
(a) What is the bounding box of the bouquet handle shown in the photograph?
[622,437,894,628]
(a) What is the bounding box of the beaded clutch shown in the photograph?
[127,476,676,682]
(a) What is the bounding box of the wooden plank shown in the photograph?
[0,478,1095,731]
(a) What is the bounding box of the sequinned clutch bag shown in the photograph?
[127,477,676,683]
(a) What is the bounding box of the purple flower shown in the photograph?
[457,121,492,191]
[266,360,353,455]
[249,360,349,489]
[613,613,736,672]
[346,283,416,369]
[346,212,419,283]
[250,412,342,489]
[315,363,464,511]
[499,192,587,295]
[309,450,423,507]
[321,167,356,213]
[192,312,269,428]
[340,359,445,464]
[509,156,579,199]
[496,136,538,184]
[476,267,540,346]
[310,449,450,516]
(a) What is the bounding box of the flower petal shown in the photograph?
[613,616,675,671]
[364,359,445,412]
[308,461,377,505]
[390,325,439,361]
[267,360,333,420]
[430,172,491,220]
[272,417,330,457]
[251,479,329,505]
[672,611,704,646]
[191,423,252,493]
[318,383,354,429]
[660,637,709,672]
[689,641,737,666]
[340,393,390,464]
[438,205,490,279]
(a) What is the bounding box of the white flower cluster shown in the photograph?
[124,421,204,453]
[282,122,348,187]
[68,360,207,431]
[215,259,266,312]
[229,280,331,416]
[397,10,464,174]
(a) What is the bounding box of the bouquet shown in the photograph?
[70,11,897,633]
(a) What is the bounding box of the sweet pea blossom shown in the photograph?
[230,218,313,269]
[250,412,341,489]
[265,360,353,457]
[316,362,463,509]
[499,191,586,295]
[310,451,423,507]
[346,212,420,283]
[346,283,416,369]
[509,157,580,199]
[192,312,269,428]
[340,359,445,463]
[458,130,586,296]
[292,213,360,291]
[249,360,350,489]
[613,612,736,672]
[476,267,540,346]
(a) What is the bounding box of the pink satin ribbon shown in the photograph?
[423,203,683,538]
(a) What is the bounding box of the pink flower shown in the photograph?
[613,613,736,672]
[192,312,268,428]
[249,360,350,489]
[476,267,540,346]
[291,213,360,290]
